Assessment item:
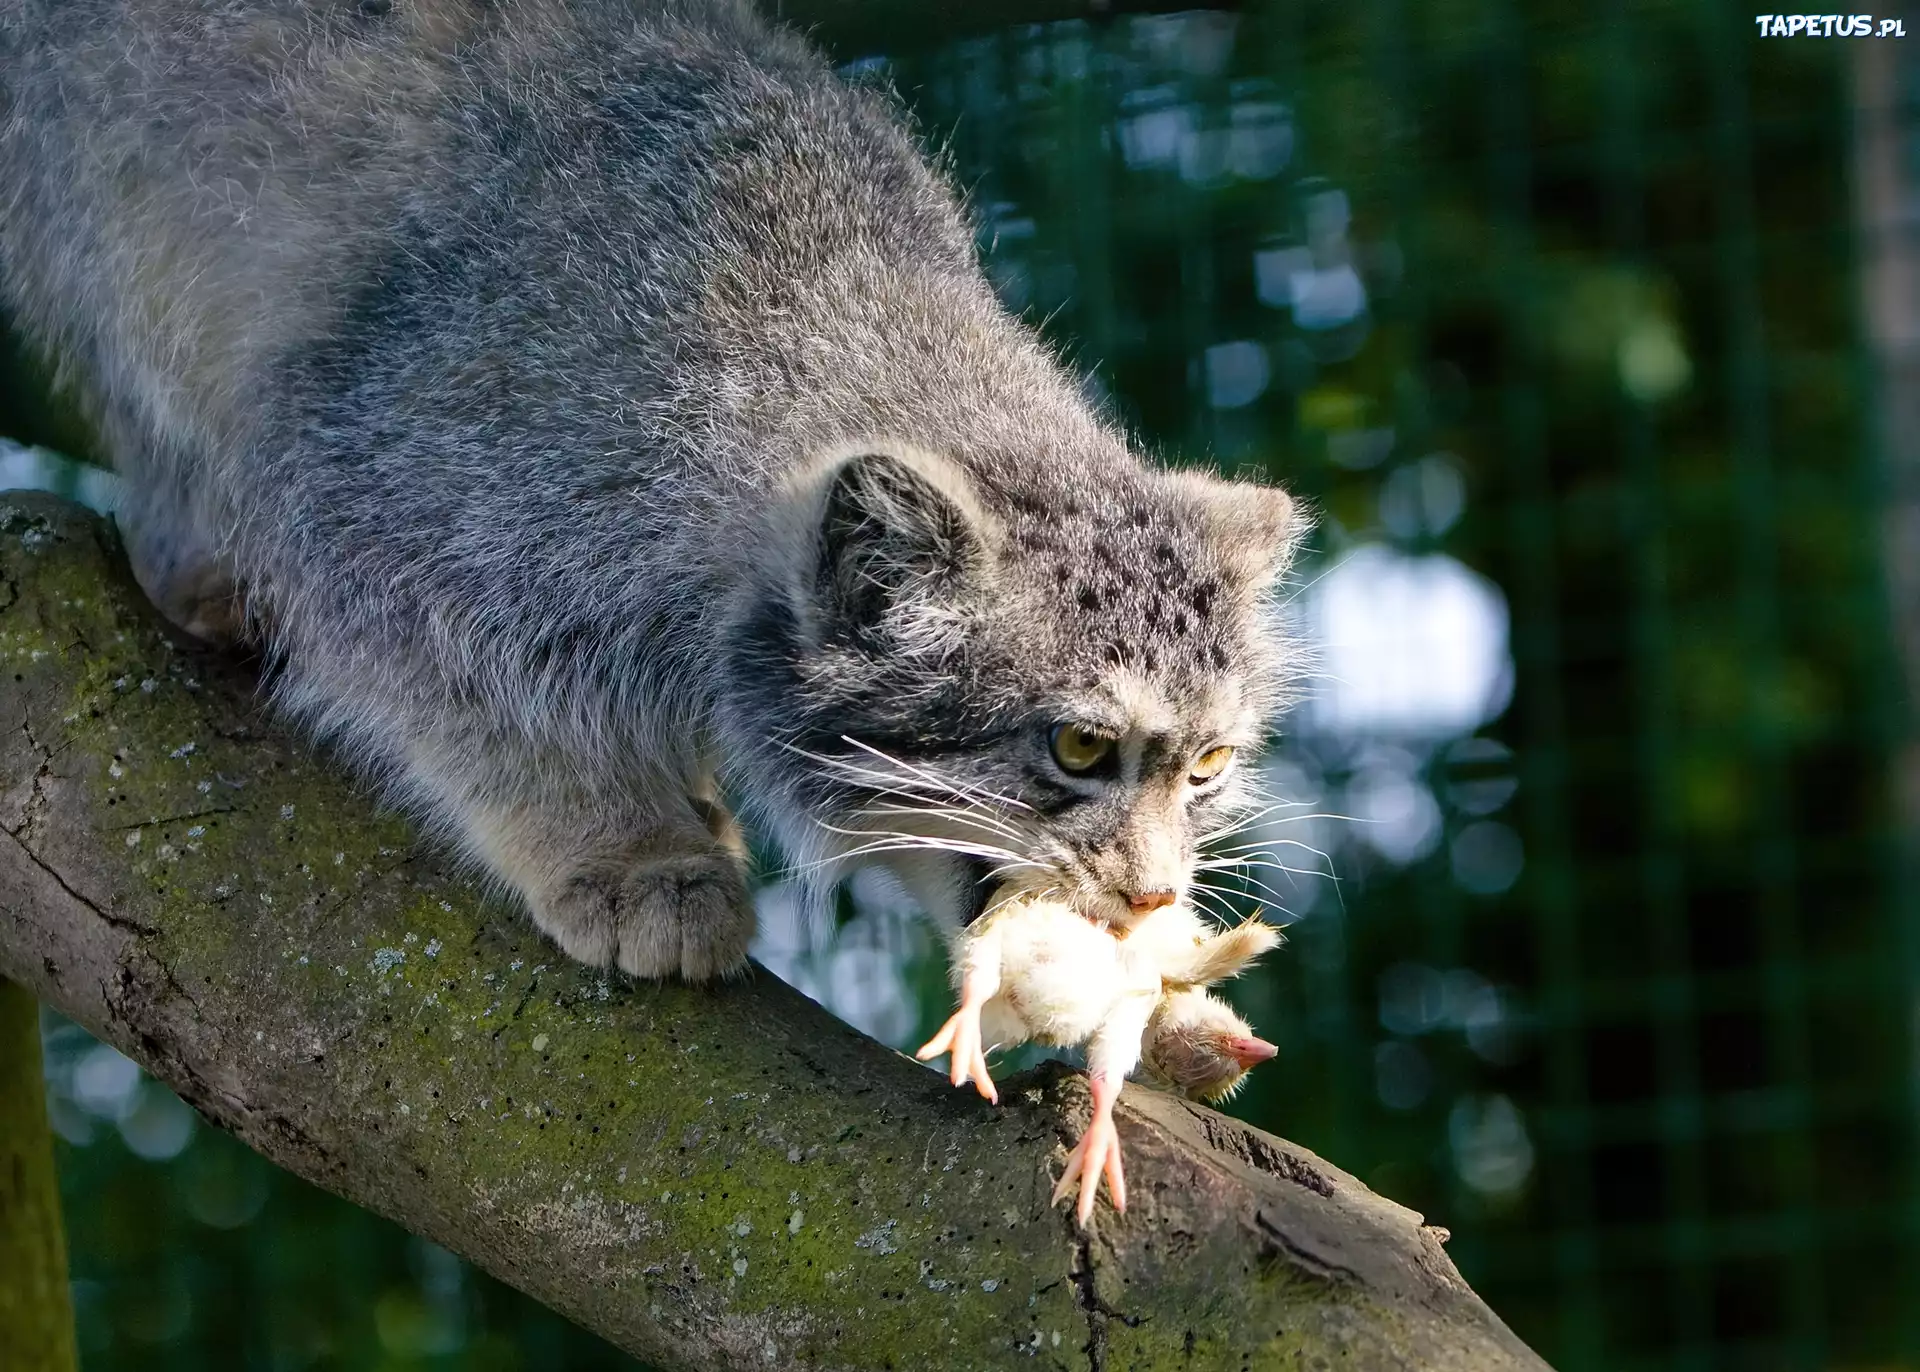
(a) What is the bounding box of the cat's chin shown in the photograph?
[968,867,1158,933]
[1080,889,1151,933]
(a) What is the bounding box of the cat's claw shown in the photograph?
[916,1003,998,1104]
[1052,1073,1126,1226]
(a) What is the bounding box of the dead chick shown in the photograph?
[1138,986,1279,1103]
[1042,977,1281,1226]
[915,888,1279,1224]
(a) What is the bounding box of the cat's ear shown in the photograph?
[797,444,999,647]
[1166,467,1308,593]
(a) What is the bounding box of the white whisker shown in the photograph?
[836,735,1037,813]
[1184,882,1243,927]
[1190,876,1303,924]
[814,820,1027,863]
[1199,855,1340,888]
[1196,799,1327,844]
[858,801,1029,843]
[1205,834,1345,863]
[1199,867,1306,906]
[1276,553,1354,611]
[1201,812,1360,847]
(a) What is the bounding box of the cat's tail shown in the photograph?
[1161,917,1284,989]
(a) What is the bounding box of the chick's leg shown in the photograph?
[915,971,1001,1102]
[1052,1068,1127,1226]
[916,932,1004,1103]
[1053,992,1155,1226]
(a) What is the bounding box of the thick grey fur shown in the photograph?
[0,0,1306,979]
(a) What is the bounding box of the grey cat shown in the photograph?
[0,0,1305,979]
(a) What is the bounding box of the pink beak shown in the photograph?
[1224,1035,1279,1069]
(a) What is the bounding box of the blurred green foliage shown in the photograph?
[7,3,1914,1369]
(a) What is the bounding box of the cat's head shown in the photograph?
[726,439,1307,931]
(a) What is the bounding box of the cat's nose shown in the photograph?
[1125,889,1177,914]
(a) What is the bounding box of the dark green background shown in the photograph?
[7,2,1916,1369]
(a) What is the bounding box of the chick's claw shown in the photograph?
[916,1005,999,1104]
[1052,1070,1128,1226]
[1052,1114,1127,1226]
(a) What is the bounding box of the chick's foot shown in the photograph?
[916,989,999,1104]
[1052,1070,1127,1226]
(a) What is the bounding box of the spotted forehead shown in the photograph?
[1003,497,1259,693]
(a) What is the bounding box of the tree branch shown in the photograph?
[0,493,1550,1372]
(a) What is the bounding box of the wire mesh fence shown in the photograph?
[6,3,1914,1369]
[867,9,1917,1365]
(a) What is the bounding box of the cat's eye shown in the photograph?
[1190,745,1236,784]
[1050,723,1116,774]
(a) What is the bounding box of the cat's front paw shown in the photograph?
[537,853,755,982]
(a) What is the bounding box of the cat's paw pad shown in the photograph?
[540,853,755,983]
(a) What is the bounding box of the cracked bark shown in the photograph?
[0,494,1553,1372]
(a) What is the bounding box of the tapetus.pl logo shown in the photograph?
[1754,14,1907,35]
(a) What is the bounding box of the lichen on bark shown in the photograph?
[0,493,1552,1372]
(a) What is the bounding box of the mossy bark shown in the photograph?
[0,978,80,1372]
[0,493,1552,1372]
